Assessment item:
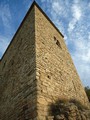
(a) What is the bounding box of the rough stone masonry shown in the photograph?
[0,1,89,120]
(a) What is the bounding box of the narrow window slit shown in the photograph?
[54,36,62,48]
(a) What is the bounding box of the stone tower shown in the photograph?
[0,1,89,120]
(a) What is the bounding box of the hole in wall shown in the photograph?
[54,36,57,41]
[23,105,28,111]
[54,36,62,48]
[23,104,29,120]
[45,57,47,59]
[11,60,14,66]
[56,40,61,48]
[47,75,51,79]
[2,61,6,70]
[42,41,44,44]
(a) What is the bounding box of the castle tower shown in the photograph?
[0,1,89,120]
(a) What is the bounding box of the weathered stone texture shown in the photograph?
[0,6,37,120]
[0,2,89,120]
[35,3,89,119]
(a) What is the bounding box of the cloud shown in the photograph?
[70,27,90,84]
[51,0,72,17]
[0,2,12,58]
[52,1,62,15]
[66,0,90,86]
[0,35,10,58]
[68,1,82,32]
[88,32,90,40]
[72,5,81,20]
[0,3,12,28]
[23,0,33,10]
[89,2,90,8]
[40,0,46,2]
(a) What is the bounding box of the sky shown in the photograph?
[0,0,90,87]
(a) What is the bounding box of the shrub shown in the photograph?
[85,86,90,102]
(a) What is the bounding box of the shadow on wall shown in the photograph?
[49,99,90,120]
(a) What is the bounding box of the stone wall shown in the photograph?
[0,2,89,120]
[35,4,89,119]
[0,6,37,120]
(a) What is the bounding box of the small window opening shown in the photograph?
[54,36,57,41]
[56,40,61,47]
[54,36,62,48]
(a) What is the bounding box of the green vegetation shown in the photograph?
[85,86,90,102]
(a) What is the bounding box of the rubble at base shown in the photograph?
[47,100,90,120]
